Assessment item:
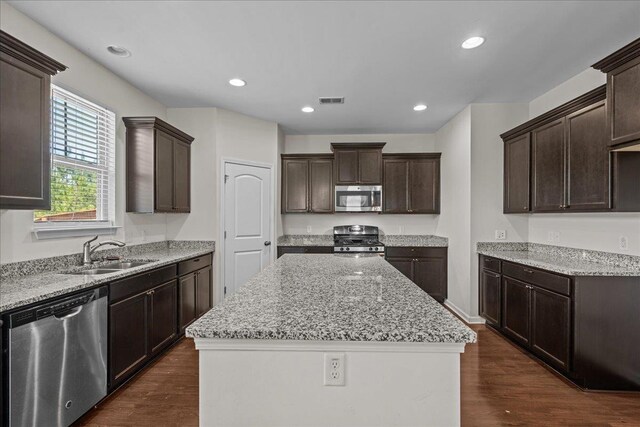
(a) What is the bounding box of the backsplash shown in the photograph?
[0,240,215,279]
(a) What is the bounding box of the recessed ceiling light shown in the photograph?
[107,45,131,57]
[301,106,314,113]
[461,36,485,49]
[229,78,246,87]
[413,104,428,112]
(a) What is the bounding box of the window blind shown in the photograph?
[34,86,116,223]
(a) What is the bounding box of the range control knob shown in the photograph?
[340,247,345,251]
[369,247,373,251]
[346,247,350,251]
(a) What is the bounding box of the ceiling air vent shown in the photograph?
[319,97,345,105]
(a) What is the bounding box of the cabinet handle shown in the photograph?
[408,209,413,213]
[194,258,200,262]
[523,268,534,274]
[523,206,527,210]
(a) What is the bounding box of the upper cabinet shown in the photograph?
[382,154,440,214]
[331,143,384,185]
[503,134,530,213]
[0,30,66,210]
[281,154,333,214]
[124,117,194,213]
[593,38,640,150]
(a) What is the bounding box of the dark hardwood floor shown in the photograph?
[76,327,640,426]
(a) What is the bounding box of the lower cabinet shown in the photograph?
[386,247,447,302]
[502,277,531,347]
[179,264,212,333]
[479,269,501,327]
[109,278,177,389]
[530,286,571,371]
[277,246,333,258]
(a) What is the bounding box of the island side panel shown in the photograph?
[196,340,464,427]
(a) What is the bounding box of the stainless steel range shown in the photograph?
[333,225,385,253]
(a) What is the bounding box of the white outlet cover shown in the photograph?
[495,230,506,240]
[324,353,345,386]
[620,236,629,250]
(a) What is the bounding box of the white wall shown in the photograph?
[0,2,169,263]
[282,133,440,236]
[434,107,472,318]
[527,68,640,256]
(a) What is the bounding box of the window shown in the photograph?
[34,86,116,225]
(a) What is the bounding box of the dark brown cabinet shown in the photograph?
[0,30,66,210]
[178,255,213,333]
[382,154,440,214]
[277,246,333,258]
[331,143,385,185]
[532,118,566,211]
[530,286,571,370]
[503,134,530,213]
[593,38,640,149]
[149,280,178,355]
[124,117,194,213]
[281,154,333,213]
[479,269,501,327]
[386,247,447,302]
[502,276,531,346]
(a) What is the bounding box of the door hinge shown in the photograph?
[224,231,227,239]
[224,286,227,295]
[224,174,229,183]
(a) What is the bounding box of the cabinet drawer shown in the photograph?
[502,262,571,296]
[178,254,212,276]
[385,247,446,258]
[110,265,177,303]
[481,255,501,273]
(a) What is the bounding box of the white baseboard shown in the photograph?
[444,299,486,325]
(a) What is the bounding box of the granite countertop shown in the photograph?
[0,246,214,313]
[186,254,475,343]
[477,243,640,277]
[277,234,448,247]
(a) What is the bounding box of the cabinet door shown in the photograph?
[179,273,197,333]
[504,134,531,213]
[155,130,175,212]
[532,119,566,211]
[565,101,610,211]
[0,53,51,209]
[413,257,447,302]
[173,140,191,212]
[386,258,414,280]
[383,159,408,213]
[480,269,501,327]
[502,277,531,346]
[109,292,149,386]
[282,159,309,213]
[358,149,382,184]
[150,280,177,354]
[309,159,333,213]
[608,56,640,147]
[334,150,359,184]
[531,286,571,371]
[196,266,212,317]
[409,159,439,213]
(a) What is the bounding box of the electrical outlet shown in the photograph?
[324,353,345,386]
[306,226,312,234]
[495,230,506,240]
[620,236,629,251]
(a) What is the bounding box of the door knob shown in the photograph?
[264,241,272,246]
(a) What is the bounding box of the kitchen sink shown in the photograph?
[66,260,153,275]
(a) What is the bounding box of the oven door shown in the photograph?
[335,186,382,212]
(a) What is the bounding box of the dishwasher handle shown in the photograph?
[54,305,83,320]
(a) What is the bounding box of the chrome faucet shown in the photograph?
[82,236,126,265]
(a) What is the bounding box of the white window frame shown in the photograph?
[33,86,119,240]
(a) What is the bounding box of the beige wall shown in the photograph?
[0,2,169,263]
[285,133,436,154]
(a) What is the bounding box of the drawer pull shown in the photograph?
[523,268,534,274]
[193,258,200,262]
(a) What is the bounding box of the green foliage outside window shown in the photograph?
[34,166,97,221]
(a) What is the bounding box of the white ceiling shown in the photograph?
[9,1,640,134]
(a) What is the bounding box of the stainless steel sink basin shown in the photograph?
[66,260,152,275]
[101,261,151,269]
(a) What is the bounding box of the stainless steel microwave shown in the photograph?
[335,185,382,212]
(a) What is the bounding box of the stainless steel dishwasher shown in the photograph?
[8,287,108,427]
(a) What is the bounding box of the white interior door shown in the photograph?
[224,161,272,297]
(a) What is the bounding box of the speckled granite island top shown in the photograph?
[0,245,214,313]
[277,234,448,247]
[186,254,475,343]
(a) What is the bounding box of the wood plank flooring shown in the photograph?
[75,326,640,426]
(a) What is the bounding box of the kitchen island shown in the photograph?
[186,254,475,426]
